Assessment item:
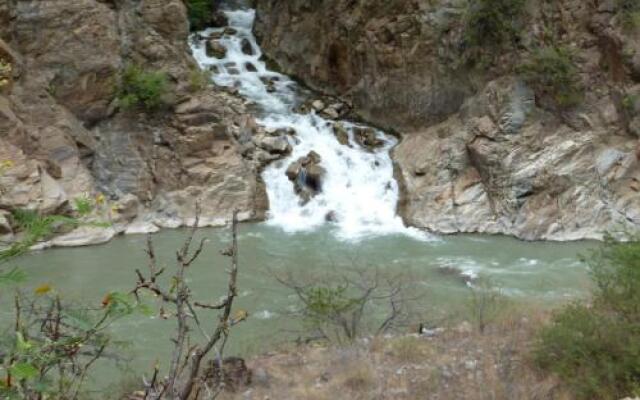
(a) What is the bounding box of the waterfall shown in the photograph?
[191,8,429,241]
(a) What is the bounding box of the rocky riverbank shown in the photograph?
[254,0,640,240]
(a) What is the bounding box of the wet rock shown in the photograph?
[305,164,325,191]
[311,99,325,111]
[260,76,277,92]
[241,38,254,55]
[332,122,350,146]
[353,127,384,150]
[305,150,322,165]
[293,103,311,114]
[321,106,340,119]
[211,10,229,28]
[224,27,238,35]
[245,62,257,72]
[325,210,338,222]
[285,151,325,203]
[208,31,224,40]
[436,266,476,286]
[265,126,296,136]
[203,357,252,392]
[256,135,292,155]
[206,39,227,59]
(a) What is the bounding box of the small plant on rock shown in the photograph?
[518,46,583,109]
[618,0,640,30]
[117,65,170,111]
[73,195,94,217]
[0,210,79,262]
[463,0,527,49]
[188,67,212,92]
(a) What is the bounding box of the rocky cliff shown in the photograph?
[0,0,270,245]
[255,0,640,240]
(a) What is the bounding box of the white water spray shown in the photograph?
[191,8,429,241]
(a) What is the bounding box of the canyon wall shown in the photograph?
[0,0,269,244]
[255,0,640,240]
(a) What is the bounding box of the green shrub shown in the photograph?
[618,0,640,30]
[534,234,640,399]
[187,0,214,31]
[73,195,94,217]
[0,210,79,262]
[117,65,170,111]
[188,67,211,92]
[518,46,583,108]
[463,0,527,49]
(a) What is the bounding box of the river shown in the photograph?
[0,2,596,396]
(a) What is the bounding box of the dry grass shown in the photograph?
[219,309,574,400]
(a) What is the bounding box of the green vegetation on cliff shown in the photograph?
[117,65,170,111]
[618,0,640,29]
[463,0,526,49]
[535,234,640,399]
[187,0,214,31]
[519,46,583,108]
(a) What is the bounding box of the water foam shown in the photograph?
[191,9,429,241]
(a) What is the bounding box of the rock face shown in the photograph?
[255,0,640,240]
[255,0,469,131]
[394,78,639,240]
[0,0,268,245]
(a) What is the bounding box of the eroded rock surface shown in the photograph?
[0,0,268,246]
[256,0,640,240]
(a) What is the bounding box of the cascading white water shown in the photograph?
[191,8,429,241]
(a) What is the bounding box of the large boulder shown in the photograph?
[285,151,326,204]
[255,135,292,155]
[332,122,350,146]
[206,39,227,59]
[353,126,384,151]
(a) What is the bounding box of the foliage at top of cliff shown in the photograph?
[187,0,214,31]
[463,0,527,49]
[518,46,583,109]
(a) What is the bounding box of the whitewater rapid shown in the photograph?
[191,8,429,241]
